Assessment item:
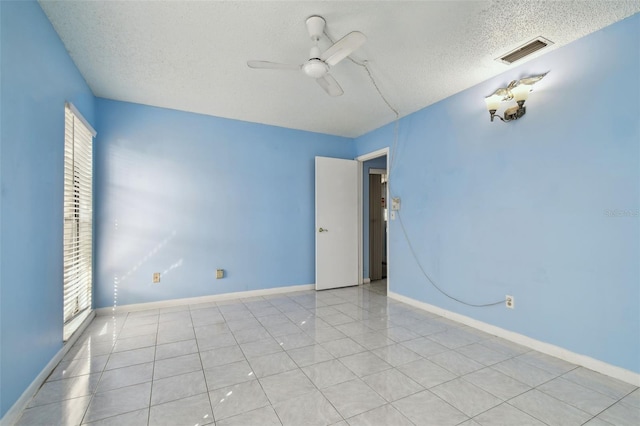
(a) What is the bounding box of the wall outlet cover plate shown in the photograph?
[506,295,514,309]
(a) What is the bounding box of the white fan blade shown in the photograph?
[517,71,549,86]
[316,74,344,97]
[247,60,300,70]
[320,31,366,66]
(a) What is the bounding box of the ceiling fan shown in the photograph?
[247,15,366,97]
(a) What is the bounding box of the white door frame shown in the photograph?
[356,147,390,293]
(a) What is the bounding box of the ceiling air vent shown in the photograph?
[497,37,553,65]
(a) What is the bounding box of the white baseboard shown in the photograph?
[388,291,640,387]
[0,311,96,426]
[96,284,315,316]
[363,278,371,284]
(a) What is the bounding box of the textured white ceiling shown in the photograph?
[39,1,640,138]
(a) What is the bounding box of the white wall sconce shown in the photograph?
[484,72,548,122]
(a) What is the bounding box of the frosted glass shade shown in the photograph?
[511,84,530,101]
[484,94,502,111]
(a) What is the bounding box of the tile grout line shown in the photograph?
[253,295,291,426]
[77,314,123,426]
[576,386,639,425]
[260,293,343,425]
[146,314,160,426]
[189,302,217,426]
[489,367,596,426]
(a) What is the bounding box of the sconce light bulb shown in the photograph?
[511,84,531,102]
[484,94,502,111]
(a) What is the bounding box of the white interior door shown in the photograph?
[315,156,358,290]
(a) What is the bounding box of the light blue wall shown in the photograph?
[94,99,353,308]
[355,14,640,373]
[0,0,95,417]
[362,155,387,279]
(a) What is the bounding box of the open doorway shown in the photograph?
[369,169,387,281]
[357,148,389,293]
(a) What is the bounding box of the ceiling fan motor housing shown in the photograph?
[303,59,329,78]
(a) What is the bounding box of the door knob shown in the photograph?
[318,227,328,233]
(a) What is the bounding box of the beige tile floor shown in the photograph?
[15,281,640,425]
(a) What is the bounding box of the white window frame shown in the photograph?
[63,102,96,341]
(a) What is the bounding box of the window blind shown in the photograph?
[63,104,94,335]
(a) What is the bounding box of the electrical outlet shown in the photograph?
[216,269,224,279]
[506,295,514,309]
[153,272,161,283]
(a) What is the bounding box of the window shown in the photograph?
[63,103,95,340]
